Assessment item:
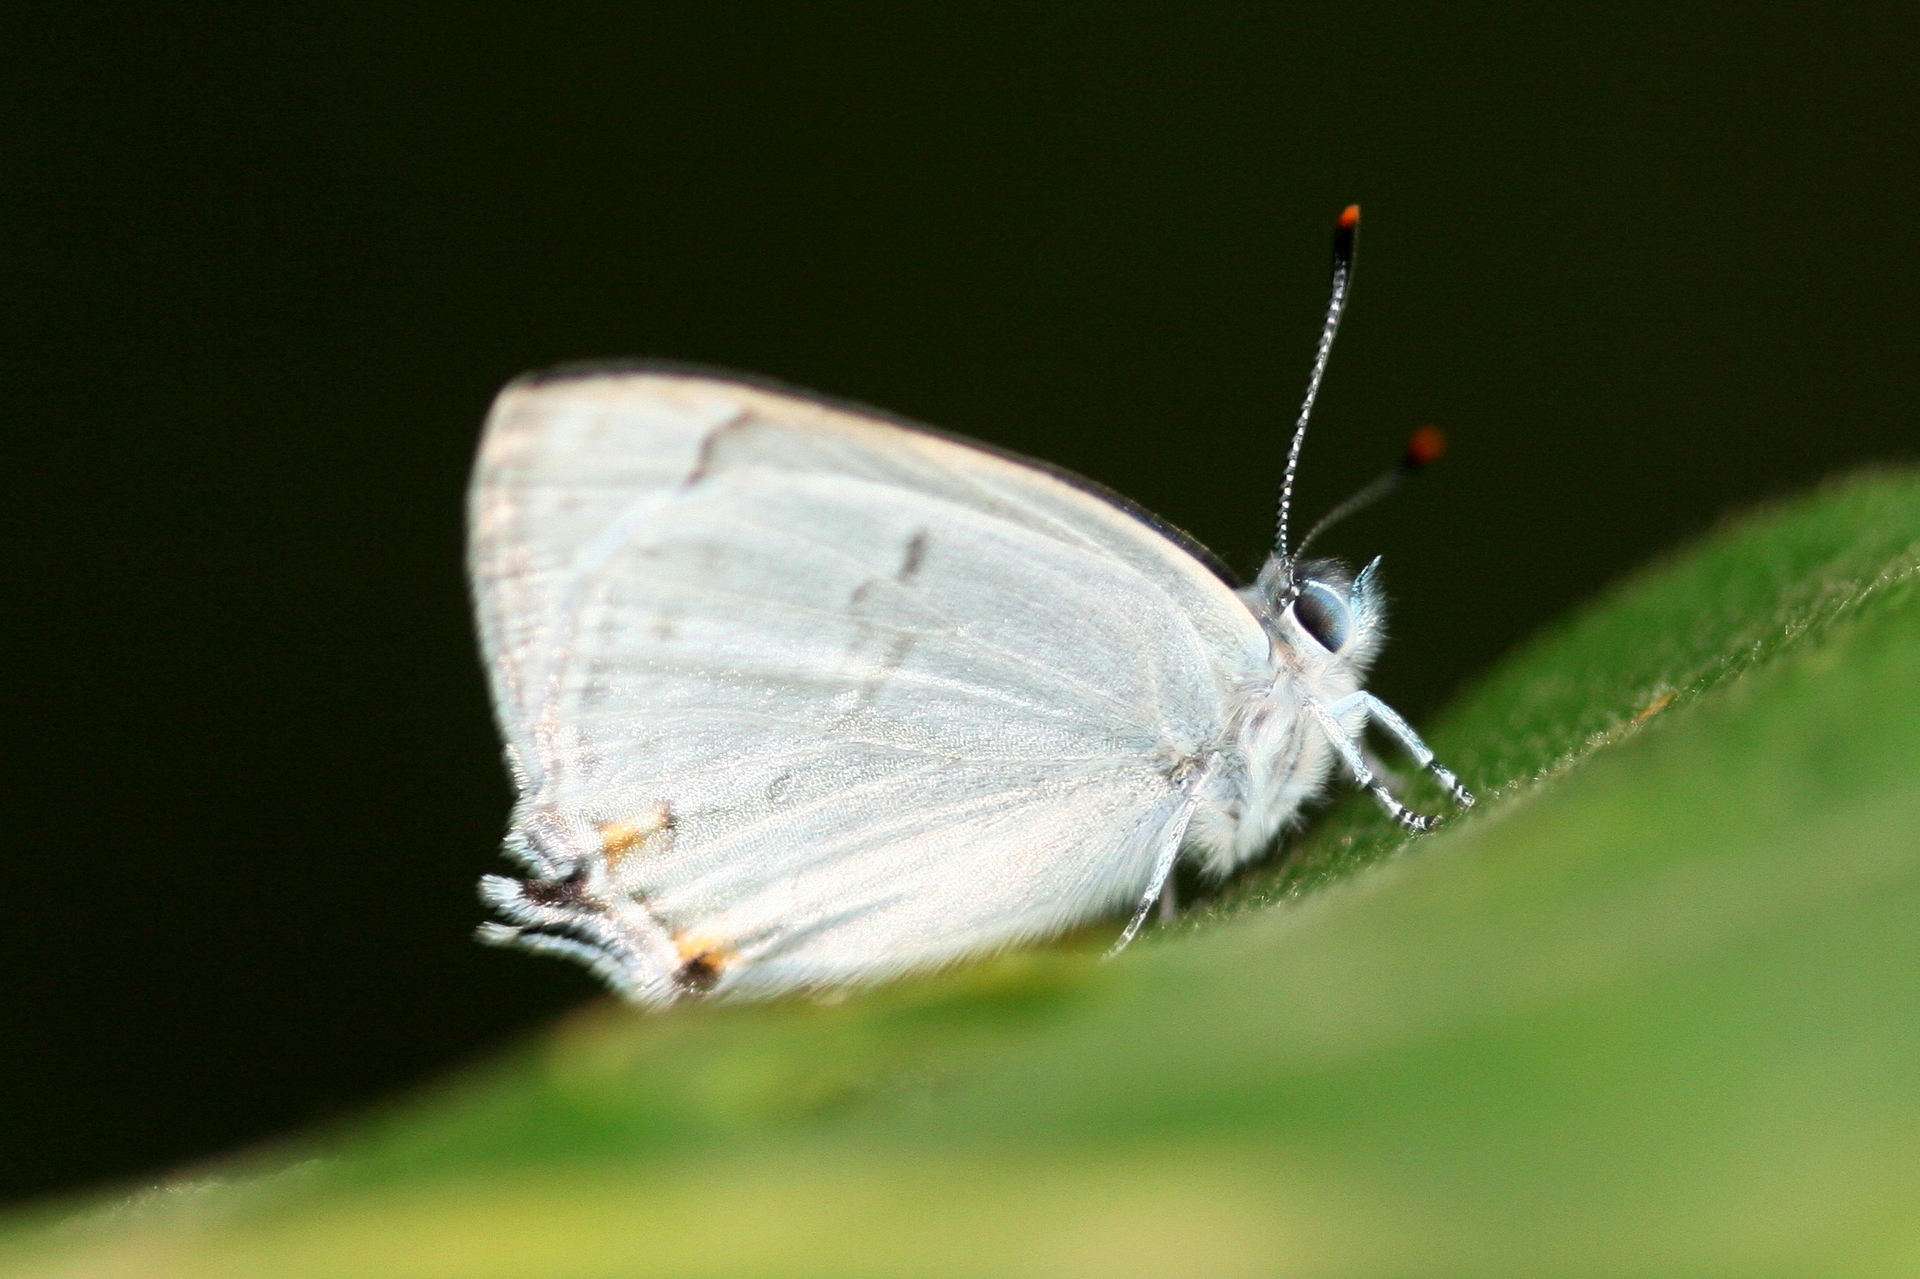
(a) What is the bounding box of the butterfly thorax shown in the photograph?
[1185,554,1387,877]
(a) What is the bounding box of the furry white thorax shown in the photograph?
[1184,553,1388,878]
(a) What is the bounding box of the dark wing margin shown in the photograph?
[508,358,1245,590]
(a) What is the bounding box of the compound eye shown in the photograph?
[1292,580,1351,652]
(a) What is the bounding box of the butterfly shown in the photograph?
[472,206,1471,1005]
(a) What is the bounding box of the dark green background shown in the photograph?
[3,3,1914,1206]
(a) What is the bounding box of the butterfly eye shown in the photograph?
[1292,580,1351,652]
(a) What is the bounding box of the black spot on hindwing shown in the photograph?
[674,952,723,993]
[521,875,591,907]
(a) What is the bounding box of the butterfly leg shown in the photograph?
[1328,692,1474,809]
[1303,696,1439,832]
[1108,792,1204,956]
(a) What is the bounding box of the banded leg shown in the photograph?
[1303,696,1438,832]
[1326,692,1475,809]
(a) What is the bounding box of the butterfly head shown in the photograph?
[1248,554,1387,668]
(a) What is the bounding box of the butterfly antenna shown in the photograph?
[1274,204,1361,577]
[1291,425,1448,560]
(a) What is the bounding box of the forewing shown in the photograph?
[469,367,1268,999]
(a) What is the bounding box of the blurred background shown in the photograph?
[2,2,1914,1206]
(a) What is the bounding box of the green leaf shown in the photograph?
[8,469,1920,1278]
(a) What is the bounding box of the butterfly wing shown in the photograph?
[469,365,1269,1002]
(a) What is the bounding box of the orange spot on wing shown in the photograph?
[597,802,675,868]
[672,934,736,992]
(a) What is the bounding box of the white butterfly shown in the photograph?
[472,207,1471,1005]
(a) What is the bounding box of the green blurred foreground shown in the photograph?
[8,470,1920,1277]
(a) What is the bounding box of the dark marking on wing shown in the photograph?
[672,935,735,994]
[833,535,932,703]
[836,620,920,715]
[510,359,1243,587]
[897,530,929,583]
[521,875,591,907]
[682,409,753,487]
[515,918,604,950]
[877,633,918,682]
[674,954,722,993]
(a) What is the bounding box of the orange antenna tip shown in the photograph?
[1276,207,1364,559]
[1403,425,1447,470]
